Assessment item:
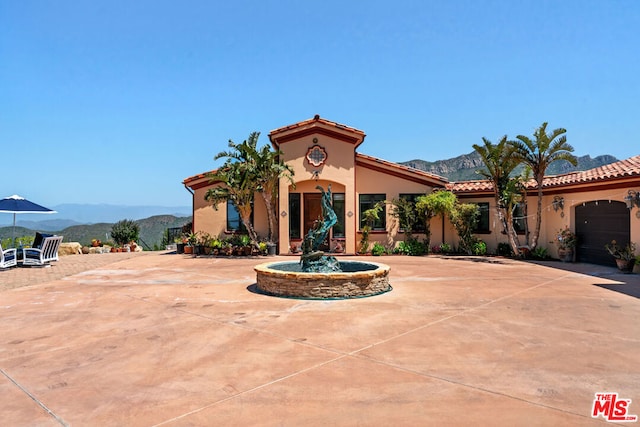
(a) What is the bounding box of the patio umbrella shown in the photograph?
[0,195,57,246]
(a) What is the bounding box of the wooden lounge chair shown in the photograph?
[0,243,18,269]
[22,235,63,267]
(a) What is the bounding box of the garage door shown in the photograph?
[575,200,630,266]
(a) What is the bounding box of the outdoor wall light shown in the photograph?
[552,195,564,213]
[624,190,640,209]
[312,170,321,181]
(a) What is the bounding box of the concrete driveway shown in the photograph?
[1,253,639,426]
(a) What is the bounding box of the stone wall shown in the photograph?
[255,262,391,299]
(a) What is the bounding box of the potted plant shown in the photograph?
[197,232,212,255]
[210,238,222,255]
[605,240,636,273]
[111,219,140,250]
[555,227,576,262]
[175,237,186,254]
[240,235,252,256]
[184,233,197,255]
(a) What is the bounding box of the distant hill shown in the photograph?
[0,215,192,249]
[0,203,191,227]
[401,152,619,181]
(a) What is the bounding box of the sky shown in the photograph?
[1,0,639,208]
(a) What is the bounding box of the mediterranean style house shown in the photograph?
[183,115,640,267]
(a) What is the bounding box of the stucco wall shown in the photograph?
[192,183,269,240]
[354,164,450,251]
[277,134,357,254]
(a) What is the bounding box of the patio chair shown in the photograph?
[22,235,64,267]
[0,243,18,269]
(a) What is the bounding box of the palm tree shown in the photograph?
[206,136,260,247]
[251,138,295,244]
[473,136,522,255]
[206,132,295,247]
[511,123,577,250]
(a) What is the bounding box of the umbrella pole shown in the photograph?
[12,213,16,247]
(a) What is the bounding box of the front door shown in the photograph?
[303,193,329,249]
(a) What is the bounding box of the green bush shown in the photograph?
[395,238,427,256]
[371,242,386,256]
[472,240,487,256]
[497,242,513,256]
[532,246,549,260]
[111,219,140,246]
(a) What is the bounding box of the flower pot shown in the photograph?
[615,258,635,273]
[184,246,193,254]
[176,243,185,254]
[267,243,277,256]
[557,248,574,263]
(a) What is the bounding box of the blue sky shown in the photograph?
[1,0,639,207]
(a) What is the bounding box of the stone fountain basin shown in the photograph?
[254,260,391,299]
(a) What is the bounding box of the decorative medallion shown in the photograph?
[306,145,327,167]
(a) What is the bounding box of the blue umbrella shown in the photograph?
[0,195,57,246]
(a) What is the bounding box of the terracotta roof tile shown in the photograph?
[448,155,640,194]
[356,153,449,184]
[269,114,365,137]
[541,154,640,188]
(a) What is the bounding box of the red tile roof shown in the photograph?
[449,154,640,193]
[541,154,640,188]
[356,153,449,185]
[269,114,365,138]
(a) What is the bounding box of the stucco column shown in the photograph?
[277,178,290,255]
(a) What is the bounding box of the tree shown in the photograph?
[206,136,260,247]
[511,122,577,250]
[449,203,480,255]
[206,132,295,248]
[415,190,457,251]
[389,197,418,240]
[359,202,384,254]
[250,137,295,244]
[473,136,522,255]
[111,219,140,246]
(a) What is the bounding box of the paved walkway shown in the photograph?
[1,253,639,426]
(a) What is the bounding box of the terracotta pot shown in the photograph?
[615,258,635,273]
[184,246,193,254]
[557,248,574,263]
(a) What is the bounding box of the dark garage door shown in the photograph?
[575,200,630,266]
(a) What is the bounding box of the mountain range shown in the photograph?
[401,152,618,181]
[0,203,191,229]
[0,215,191,249]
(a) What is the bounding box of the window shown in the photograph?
[289,193,301,239]
[359,194,386,231]
[226,200,252,232]
[332,193,345,238]
[513,202,527,234]
[474,202,490,233]
[399,193,426,233]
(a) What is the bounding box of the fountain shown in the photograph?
[255,185,391,299]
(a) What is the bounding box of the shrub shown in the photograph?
[497,242,513,256]
[532,246,549,260]
[111,219,140,246]
[371,242,386,256]
[472,240,487,256]
[395,238,427,256]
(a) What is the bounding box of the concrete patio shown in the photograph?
[1,252,639,426]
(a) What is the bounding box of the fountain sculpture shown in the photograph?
[255,185,391,299]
